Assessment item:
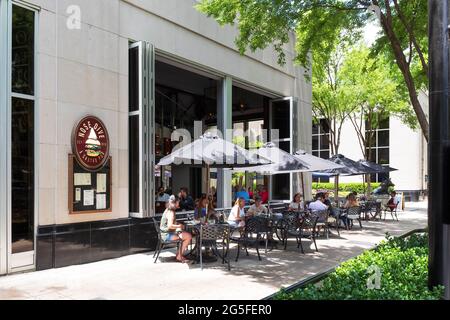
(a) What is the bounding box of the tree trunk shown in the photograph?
[376,0,430,141]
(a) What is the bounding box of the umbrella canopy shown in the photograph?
[157,133,271,168]
[294,150,345,172]
[232,142,310,174]
[313,154,379,177]
[357,159,398,173]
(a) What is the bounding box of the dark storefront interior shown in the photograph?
[154,60,278,210]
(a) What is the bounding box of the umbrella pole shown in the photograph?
[301,172,305,200]
[206,164,210,215]
[334,175,339,206]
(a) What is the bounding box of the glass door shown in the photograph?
[269,97,296,202]
[8,2,37,271]
[128,41,155,218]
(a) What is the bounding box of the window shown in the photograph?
[11,4,35,254]
[366,116,390,182]
[312,119,330,183]
[270,98,295,201]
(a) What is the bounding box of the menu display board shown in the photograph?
[68,155,112,214]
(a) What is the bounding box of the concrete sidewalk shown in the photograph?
[0,202,428,300]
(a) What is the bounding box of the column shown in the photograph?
[217,76,232,208]
[0,0,9,275]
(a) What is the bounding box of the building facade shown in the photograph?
[313,92,428,200]
[0,0,312,274]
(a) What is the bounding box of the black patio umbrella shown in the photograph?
[157,132,272,209]
[357,160,398,195]
[233,142,310,174]
[357,160,398,173]
[313,154,378,203]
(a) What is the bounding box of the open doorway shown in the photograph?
[153,60,218,213]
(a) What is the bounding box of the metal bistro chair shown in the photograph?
[199,224,231,270]
[280,211,302,250]
[282,213,319,253]
[231,217,266,262]
[152,218,183,263]
[314,210,331,239]
[383,202,399,221]
[327,207,343,237]
[276,211,300,244]
[299,214,320,253]
[345,206,363,230]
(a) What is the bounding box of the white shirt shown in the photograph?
[228,205,245,221]
[308,200,328,212]
[289,201,304,211]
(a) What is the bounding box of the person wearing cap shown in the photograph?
[247,196,268,217]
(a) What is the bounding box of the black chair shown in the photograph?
[313,210,330,239]
[275,211,300,243]
[298,214,320,253]
[231,217,266,262]
[327,207,342,237]
[280,212,302,250]
[345,206,363,229]
[198,224,231,270]
[152,218,183,263]
[282,214,319,253]
[383,202,399,221]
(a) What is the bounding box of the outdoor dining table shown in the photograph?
[183,220,222,263]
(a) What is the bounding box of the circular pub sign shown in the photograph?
[72,116,110,171]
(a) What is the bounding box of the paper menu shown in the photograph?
[96,194,106,210]
[83,190,95,206]
[74,173,91,186]
[97,173,107,193]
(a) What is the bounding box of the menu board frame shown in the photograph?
[68,154,112,215]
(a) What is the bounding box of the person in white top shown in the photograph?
[247,196,268,217]
[289,193,305,211]
[308,194,329,212]
[227,197,246,228]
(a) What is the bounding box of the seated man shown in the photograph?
[178,187,195,211]
[156,186,170,202]
[308,193,329,212]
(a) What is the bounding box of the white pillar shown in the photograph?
[0,0,9,275]
[217,76,232,208]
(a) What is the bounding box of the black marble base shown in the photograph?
[36,217,160,271]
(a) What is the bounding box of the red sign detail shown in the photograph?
[72,116,110,171]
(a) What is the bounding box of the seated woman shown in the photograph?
[246,196,268,217]
[160,195,193,263]
[288,193,305,212]
[195,194,218,222]
[386,191,398,211]
[344,193,359,208]
[341,193,359,227]
[227,197,246,228]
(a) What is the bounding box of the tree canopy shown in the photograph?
[196,0,429,140]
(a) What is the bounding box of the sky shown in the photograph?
[363,20,383,46]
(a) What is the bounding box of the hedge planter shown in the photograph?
[274,233,444,300]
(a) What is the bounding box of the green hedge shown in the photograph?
[274,233,444,300]
[312,182,381,194]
